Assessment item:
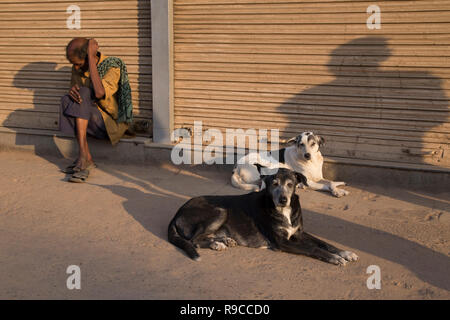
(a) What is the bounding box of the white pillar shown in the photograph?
[151,0,173,144]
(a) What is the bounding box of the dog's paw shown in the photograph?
[225,237,238,247]
[338,250,359,262]
[329,254,348,266]
[296,183,307,190]
[210,241,227,251]
[332,188,349,198]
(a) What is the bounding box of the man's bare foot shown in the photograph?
[74,157,95,170]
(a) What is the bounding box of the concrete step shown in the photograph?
[0,127,449,191]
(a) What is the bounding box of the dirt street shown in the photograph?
[0,151,449,299]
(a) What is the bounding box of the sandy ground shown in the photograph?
[0,150,449,300]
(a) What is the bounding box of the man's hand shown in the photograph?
[69,84,82,104]
[88,38,99,59]
[87,38,106,99]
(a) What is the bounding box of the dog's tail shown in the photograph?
[231,170,260,192]
[168,219,201,261]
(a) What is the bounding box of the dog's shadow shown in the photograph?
[98,183,449,291]
[98,184,185,241]
[304,209,450,291]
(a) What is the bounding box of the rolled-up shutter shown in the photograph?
[0,0,151,135]
[173,0,450,169]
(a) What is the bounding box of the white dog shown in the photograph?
[231,132,349,197]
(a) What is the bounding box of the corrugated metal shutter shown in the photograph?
[173,0,450,169]
[0,0,152,135]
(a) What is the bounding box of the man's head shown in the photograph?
[66,38,89,71]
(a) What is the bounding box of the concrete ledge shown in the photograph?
[0,128,449,190]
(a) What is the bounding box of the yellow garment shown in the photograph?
[70,52,129,145]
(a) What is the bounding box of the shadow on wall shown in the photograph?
[3,61,71,166]
[278,36,448,166]
[277,36,449,203]
[4,0,152,163]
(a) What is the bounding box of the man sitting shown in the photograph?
[60,37,133,182]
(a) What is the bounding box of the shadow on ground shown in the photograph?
[100,184,172,240]
[95,167,450,292]
[304,209,450,292]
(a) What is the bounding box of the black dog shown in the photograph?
[168,168,358,265]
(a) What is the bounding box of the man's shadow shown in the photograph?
[278,36,449,206]
[4,62,72,166]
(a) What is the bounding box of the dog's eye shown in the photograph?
[287,183,294,188]
[311,142,316,147]
[299,143,304,147]
[272,180,279,186]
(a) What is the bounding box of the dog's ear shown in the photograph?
[260,174,273,190]
[259,178,267,191]
[284,135,299,146]
[317,135,325,147]
[254,163,266,174]
[294,172,308,187]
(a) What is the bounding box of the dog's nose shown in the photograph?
[304,153,311,160]
[279,196,288,205]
